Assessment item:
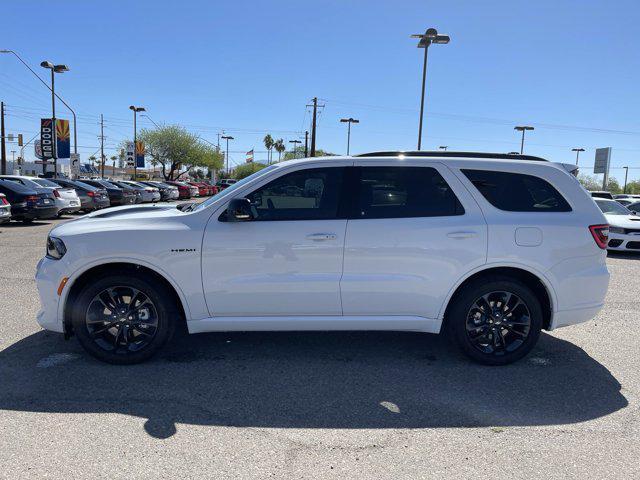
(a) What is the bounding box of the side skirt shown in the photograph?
[187,315,441,334]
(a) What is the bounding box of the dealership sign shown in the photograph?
[594,147,611,174]
[56,119,71,159]
[125,142,135,166]
[40,119,55,160]
[135,140,145,168]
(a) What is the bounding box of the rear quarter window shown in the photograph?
[462,169,571,212]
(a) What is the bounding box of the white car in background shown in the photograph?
[119,181,161,203]
[36,152,610,366]
[0,175,81,216]
[594,198,640,252]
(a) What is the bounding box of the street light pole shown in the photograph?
[221,135,234,174]
[40,61,68,177]
[572,147,585,165]
[2,51,77,157]
[623,166,629,194]
[129,105,145,179]
[339,118,359,155]
[514,125,534,154]
[411,28,450,150]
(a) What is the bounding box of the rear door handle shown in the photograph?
[306,233,337,241]
[447,231,477,239]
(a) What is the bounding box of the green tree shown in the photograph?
[89,155,97,168]
[263,134,274,164]
[274,138,285,162]
[138,125,223,180]
[232,162,268,180]
[282,147,335,161]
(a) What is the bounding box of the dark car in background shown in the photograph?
[81,179,136,206]
[0,179,58,223]
[139,181,180,201]
[109,181,144,203]
[50,178,111,212]
[164,180,192,199]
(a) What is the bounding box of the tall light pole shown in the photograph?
[40,61,69,177]
[623,166,629,194]
[411,28,450,150]
[339,117,359,155]
[221,135,234,174]
[439,145,448,151]
[572,147,585,165]
[289,139,301,159]
[514,125,534,154]
[1,51,78,160]
[129,105,145,179]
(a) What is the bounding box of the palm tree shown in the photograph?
[263,134,274,164]
[89,155,97,169]
[110,155,117,176]
[274,139,285,162]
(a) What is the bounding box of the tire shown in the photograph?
[21,218,34,224]
[71,274,177,364]
[447,276,543,366]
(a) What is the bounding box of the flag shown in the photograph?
[246,149,254,163]
[135,140,145,167]
[55,119,71,159]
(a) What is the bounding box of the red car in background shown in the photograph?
[164,180,192,200]
[187,182,211,197]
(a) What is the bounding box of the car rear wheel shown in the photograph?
[71,274,177,364]
[447,276,542,365]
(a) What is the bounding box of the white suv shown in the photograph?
[35,152,610,365]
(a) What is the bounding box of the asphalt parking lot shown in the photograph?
[0,212,638,479]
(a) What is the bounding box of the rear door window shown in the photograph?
[355,166,464,219]
[462,169,571,212]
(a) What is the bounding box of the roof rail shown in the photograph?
[355,151,549,162]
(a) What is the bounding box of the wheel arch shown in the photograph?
[62,261,189,337]
[439,264,556,332]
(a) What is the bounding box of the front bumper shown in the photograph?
[35,257,65,333]
[607,232,640,251]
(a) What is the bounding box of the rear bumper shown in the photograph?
[551,304,604,330]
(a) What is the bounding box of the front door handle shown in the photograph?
[447,231,477,239]
[306,233,337,241]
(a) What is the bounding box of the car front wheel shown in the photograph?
[71,274,177,364]
[447,276,543,365]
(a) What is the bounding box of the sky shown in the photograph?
[1,0,640,182]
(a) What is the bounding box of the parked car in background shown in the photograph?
[623,201,640,214]
[0,179,58,223]
[594,198,640,251]
[590,191,614,200]
[0,175,81,217]
[164,180,192,199]
[613,194,640,200]
[50,178,111,212]
[81,179,136,206]
[615,198,635,207]
[140,181,179,201]
[109,181,144,204]
[37,152,610,365]
[215,179,236,191]
[187,181,210,196]
[0,193,11,224]
[117,180,161,203]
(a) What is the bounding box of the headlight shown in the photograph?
[609,226,625,234]
[46,236,67,260]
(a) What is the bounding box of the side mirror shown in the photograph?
[227,198,253,222]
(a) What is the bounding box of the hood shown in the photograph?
[603,213,640,228]
[50,204,185,238]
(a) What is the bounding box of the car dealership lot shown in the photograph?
[0,215,638,479]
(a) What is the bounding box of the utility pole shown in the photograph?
[304,131,309,158]
[310,97,318,157]
[99,114,105,178]
[623,166,629,194]
[1,102,6,175]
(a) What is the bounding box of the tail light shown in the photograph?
[87,191,95,197]
[25,195,39,204]
[1,197,8,205]
[53,189,61,198]
[589,224,609,249]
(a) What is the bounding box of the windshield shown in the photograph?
[193,165,278,211]
[596,199,631,215]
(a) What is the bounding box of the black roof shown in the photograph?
[355,151,548,162]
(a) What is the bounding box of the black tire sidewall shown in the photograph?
[71,274,176,365]
[448,278,543,366]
